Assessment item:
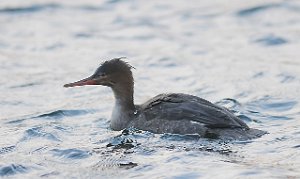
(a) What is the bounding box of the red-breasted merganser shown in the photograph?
[64,58,266,140]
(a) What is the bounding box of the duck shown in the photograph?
[64,58,266,140]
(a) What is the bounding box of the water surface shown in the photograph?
[1,0,300,178]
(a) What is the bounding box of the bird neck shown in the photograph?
[112,81,135,111]
[110,81,135,130]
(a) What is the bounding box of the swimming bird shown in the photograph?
[64,58,266,140]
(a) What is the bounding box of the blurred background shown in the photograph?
[1,0,300,178]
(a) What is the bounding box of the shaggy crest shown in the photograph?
[97,57,135,75]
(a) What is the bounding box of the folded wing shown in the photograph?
[141,93,249,129]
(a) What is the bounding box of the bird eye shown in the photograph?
[100,73,106,77]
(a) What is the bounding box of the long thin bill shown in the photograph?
[63,77,97,88]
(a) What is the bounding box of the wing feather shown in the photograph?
[140,93,248,129]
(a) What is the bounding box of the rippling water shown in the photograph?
[1,0,300,178]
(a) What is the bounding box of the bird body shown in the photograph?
[64,58,266,140]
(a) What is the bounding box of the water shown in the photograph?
[1,0,300,178]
